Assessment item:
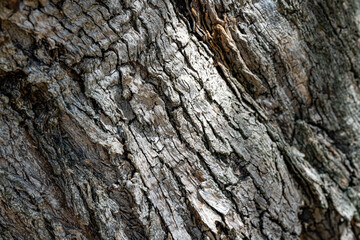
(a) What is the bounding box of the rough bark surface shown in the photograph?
[0,0,359,239]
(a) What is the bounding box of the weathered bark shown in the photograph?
[0,0,359,239]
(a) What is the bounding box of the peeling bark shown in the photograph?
[0,0,359,239]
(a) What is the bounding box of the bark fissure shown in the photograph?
[0,0,359,239]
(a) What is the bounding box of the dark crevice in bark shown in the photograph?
[1,0,359,239]
[0,70,106,239]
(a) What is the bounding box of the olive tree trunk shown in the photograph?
[0,0,359,239]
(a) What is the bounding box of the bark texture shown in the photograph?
[0,0,359,239]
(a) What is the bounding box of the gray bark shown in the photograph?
[0,0,359,239]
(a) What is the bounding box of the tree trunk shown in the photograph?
[0,0,359,239]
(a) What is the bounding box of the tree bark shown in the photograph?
[0,0,359,239]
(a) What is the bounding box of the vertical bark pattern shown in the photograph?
[0,0,359,239]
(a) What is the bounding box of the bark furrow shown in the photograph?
[0,0,359,239]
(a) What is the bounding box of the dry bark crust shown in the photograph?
[0,0,359,239]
